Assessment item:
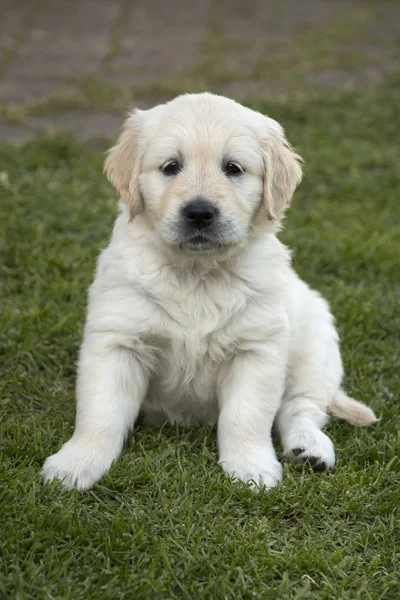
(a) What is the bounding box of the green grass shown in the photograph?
[1,78,400,599]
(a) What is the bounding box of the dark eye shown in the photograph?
[161,160,182,176]
[223,161,244,176]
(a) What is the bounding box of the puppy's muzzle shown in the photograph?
[181,199,219,230]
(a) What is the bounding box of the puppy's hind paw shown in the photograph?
[283,424,335,471]
[290,451,328,471]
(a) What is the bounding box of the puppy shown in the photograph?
[42,93,376,491]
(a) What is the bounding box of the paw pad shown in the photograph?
[292,447,305,456]
[290,448,329,471]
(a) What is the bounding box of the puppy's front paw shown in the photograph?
[41,439,115,490]
[219,448,282,491]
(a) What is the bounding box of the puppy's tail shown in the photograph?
[330,390,378,426]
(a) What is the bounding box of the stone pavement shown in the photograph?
[1,0,399,143]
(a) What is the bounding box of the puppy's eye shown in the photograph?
[223,161,244,176]
[160,160,182,176]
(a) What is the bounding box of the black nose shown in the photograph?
[182,199,218,230]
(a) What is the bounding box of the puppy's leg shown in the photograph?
[217,338,287,491]
[275,397,335,471]
[276,390,376,471]
[275,291,376,471]
[42,337,149,490]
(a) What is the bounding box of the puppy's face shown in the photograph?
[141,101,266,253]
[105,94,302,254]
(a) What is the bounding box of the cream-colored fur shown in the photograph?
[42,93,376,491]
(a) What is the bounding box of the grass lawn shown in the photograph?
[1,78,400,599]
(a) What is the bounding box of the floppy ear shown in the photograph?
[262,118,303,221]
[104,110,143,219]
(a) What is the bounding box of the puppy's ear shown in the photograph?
[262,118,303,221]
[104,110,143,219]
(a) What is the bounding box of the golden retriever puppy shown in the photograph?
[42,93,376,491]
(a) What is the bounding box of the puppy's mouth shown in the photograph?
[159,218,244,253]
[175,234,220,252]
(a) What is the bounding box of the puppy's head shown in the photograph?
[105,93,302,254]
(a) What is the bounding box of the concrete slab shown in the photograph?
[0,0,33,63]
[106,0,212,85]
[2,0,121,80]
[1,0,400,141]
[0,123,36,143]
[26,110,123,141]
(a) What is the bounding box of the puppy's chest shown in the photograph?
[146,274,249,403]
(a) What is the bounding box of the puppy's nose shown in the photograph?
[182,199,218,230]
